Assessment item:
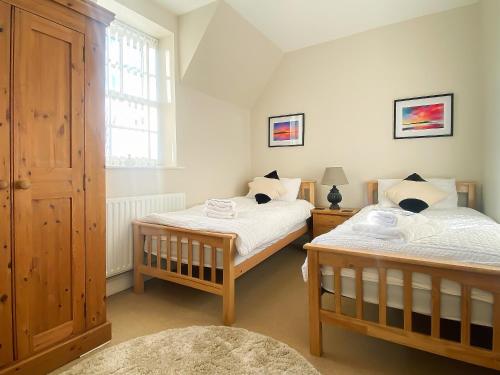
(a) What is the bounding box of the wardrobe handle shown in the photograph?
[0,180,8,190]
[15,180,31,190]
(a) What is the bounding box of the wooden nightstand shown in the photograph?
[311,208,360,238]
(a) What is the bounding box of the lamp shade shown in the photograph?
[321,167,348,186]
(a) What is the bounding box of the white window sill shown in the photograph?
[106,165,185,170]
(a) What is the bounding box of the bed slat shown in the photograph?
[461,285,471,345]
[334,267,341,314]
[403,271,412,331]
[146,236,152,267]
[177,236,182,273]
[166,233,171,272]
[156,236,161,270]
[431,276,441,338]
[355,267,363,319]
[211,247,217,283]
[199,242,205,280]
[378,268,387,325]
[188,239,193,277]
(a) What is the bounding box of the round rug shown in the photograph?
[60,326,320,375]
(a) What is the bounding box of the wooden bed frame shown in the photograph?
[133,180,316,325]
[306,181,500,370]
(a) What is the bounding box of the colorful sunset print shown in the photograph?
[273,120,300,141]
[402,103,444,131]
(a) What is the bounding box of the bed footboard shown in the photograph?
[305,244,500,370]
[133,222,237,325]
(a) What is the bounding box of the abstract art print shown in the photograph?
[268,113,304,147]
[394,94,453,139]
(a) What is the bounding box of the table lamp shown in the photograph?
[321,167,348,209]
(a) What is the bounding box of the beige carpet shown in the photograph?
[59,326,319,375]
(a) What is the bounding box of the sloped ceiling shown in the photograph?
[178,2,218,78]
[161,0,477,51]
[179,1,283,108]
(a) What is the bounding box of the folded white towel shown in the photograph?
[353,214,443,243]
[204,207,237,219]
[367,211,398,227]
[205,199,236,212]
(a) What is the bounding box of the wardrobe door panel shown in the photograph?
[12,8,85,359]
[0,0,13,367]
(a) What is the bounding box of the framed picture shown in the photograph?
[394,93,453,139]
[268,113,305,147]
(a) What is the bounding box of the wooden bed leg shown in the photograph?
[308,250,322,356]
[222,238,235,325]
[134,271,144,294]
[133,224,145,294]
[223,281,235,325]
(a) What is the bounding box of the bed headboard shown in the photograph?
[299,180,316,206]
[367,180,476,209]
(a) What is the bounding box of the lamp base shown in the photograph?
[327,185,342,210]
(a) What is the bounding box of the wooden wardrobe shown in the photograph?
[0,1,113,374]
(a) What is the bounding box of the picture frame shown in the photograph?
[393,93,453,139]
[268,113,305,147]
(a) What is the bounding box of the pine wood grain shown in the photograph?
[84,18,108,329]
[0,1,13,366]
[12,8,85,358]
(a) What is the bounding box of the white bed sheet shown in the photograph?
[304,205,500,326]
[142,197,313,256]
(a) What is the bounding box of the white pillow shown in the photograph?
[427,178,458,209]
[247,177,287,200]
[377,178,458,209]
[276,178,301,202]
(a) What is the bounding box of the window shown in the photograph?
[105,21,160,167]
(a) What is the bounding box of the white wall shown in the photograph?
[481,0,500,221]
[251,5,483,209]
[106,85,251,204]
[104,0,252,206]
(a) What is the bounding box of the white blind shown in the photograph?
[105,20,160,167]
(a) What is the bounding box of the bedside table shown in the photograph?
[311,208,360,238]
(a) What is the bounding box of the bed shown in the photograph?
[133,180,315,325]
[305,181,500,370]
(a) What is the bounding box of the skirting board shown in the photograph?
[107,271,133,296]
[107,271,151,296]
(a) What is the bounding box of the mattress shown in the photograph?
[304,205,500,326]
[142,196,314,256]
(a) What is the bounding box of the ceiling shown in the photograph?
[155,0,477,51]
[153,0,215,15]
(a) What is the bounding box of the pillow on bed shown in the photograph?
[427,178,458,209]
[385,173,448,213]
[264,170,280,179]
[276,178,301,202]
[378,177,457,209]
[247,177,287,204]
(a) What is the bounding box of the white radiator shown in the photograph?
[106,193,186,278]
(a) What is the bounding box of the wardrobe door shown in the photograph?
[12,9,86,359]
[0,1,13,366]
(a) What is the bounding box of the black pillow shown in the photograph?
[405,173,426,182]
[264,170,279,180]
[255,193,271,204]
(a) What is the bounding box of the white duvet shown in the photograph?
[141,197,314,256]
[311,205,500,266]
